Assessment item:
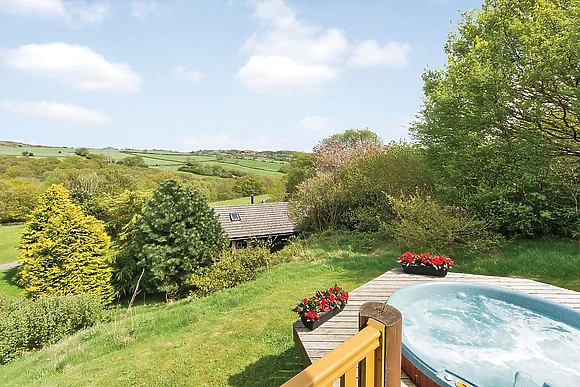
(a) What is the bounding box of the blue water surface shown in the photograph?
[388,282,580,387]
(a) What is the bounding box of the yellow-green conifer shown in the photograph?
[17,185,113,303]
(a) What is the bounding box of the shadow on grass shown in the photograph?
[228,347,303,387]
[0,267,22,297]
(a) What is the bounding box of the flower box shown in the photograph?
[398,252,454,277]
[294,285,349,331]
[300,306,342,330]
[402,264,448,277]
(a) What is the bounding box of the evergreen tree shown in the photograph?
[17,185,113,303]
[131,180,228,295]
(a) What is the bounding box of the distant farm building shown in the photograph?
[212,202,299,243]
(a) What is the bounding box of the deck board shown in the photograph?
[292,268,580,386]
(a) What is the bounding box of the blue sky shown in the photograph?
[0,0,482,152]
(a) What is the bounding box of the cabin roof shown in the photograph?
[212,202,299,241]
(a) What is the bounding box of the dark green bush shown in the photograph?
[129,180,229,296]
[0,294,102,364]
[188,243,275,296]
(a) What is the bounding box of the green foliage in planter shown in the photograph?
[0,293,102,364]
[130,180,229,296]
[386,194,501,255]
[188,243,275,296]
[17,185,113,303]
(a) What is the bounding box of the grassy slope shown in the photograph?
[0,225,22,264]
[0,235,396,386]
[210,194,271,206]
[1,232,579,386]
[455,239,580,292]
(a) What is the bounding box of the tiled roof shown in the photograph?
[212,202,299,241]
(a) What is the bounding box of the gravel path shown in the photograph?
[0,262,19,271]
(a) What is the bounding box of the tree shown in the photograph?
[313,129,386,173]
[233,174,265,196]
[328,128,382,149]
[417,0,580,156]
[285,152,315,194]
[0,178,41,223]
[122,155,148,168]
[412,0,580,236]
[16,185,113,303]
[129,180,229,296]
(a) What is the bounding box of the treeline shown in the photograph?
[287,124,578,255]
[286,0,580,252]
[190,149,293,162]
[0,155,284,224]
[178,160,247,178]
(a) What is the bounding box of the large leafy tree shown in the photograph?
[130,180,228,295]
[412,0,580,236]
[17,185,113,303]
[417,0,580,156]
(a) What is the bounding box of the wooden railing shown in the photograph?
[282,302,402,387]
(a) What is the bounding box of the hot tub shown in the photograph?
[386,282,580,387]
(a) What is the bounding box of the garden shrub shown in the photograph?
[386,194,501,255]
[0,294,102,364]
[17,185,114,304]
[129,180,229,296]
[188,243,275,296]
[291,134,430,233]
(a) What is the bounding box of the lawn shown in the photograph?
[0,232,578,386]
[0,268,21,298]
[0,225,22,265]
[0,233,396,386]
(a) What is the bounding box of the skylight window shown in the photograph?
[229,213,241,221]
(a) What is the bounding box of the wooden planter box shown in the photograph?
[402,264,448,277]
[300,307,342,330]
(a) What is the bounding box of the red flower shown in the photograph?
[305,311,320,320]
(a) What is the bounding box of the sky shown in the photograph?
[0,0,483,152]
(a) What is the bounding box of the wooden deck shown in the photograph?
[293,269,580,387]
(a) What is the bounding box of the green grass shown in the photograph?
[0,225,22,265]
[0,268,21,298]
[0,145,75,158]
[0,231,579,386]
[210,194,271,206]
[456,239,580,292]
[0,233,396,386]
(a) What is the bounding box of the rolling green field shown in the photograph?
[0,145,285,177]
[0,225,22,265]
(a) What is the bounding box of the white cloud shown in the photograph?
[295,116,334,132]
[348,40,411,68]
[0,100,111,127]
[237,56,336,94]
[2,42,142,92]
[172,66,205,82]
[130,0,166,21]
[65,1,110,27]
[0,0,110,27]
[237,0,346,94]
[0,0,66,18]
[238,0,410,94]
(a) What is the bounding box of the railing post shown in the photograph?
[358,302,402,387]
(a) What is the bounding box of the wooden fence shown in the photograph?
[282,302,402,387]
